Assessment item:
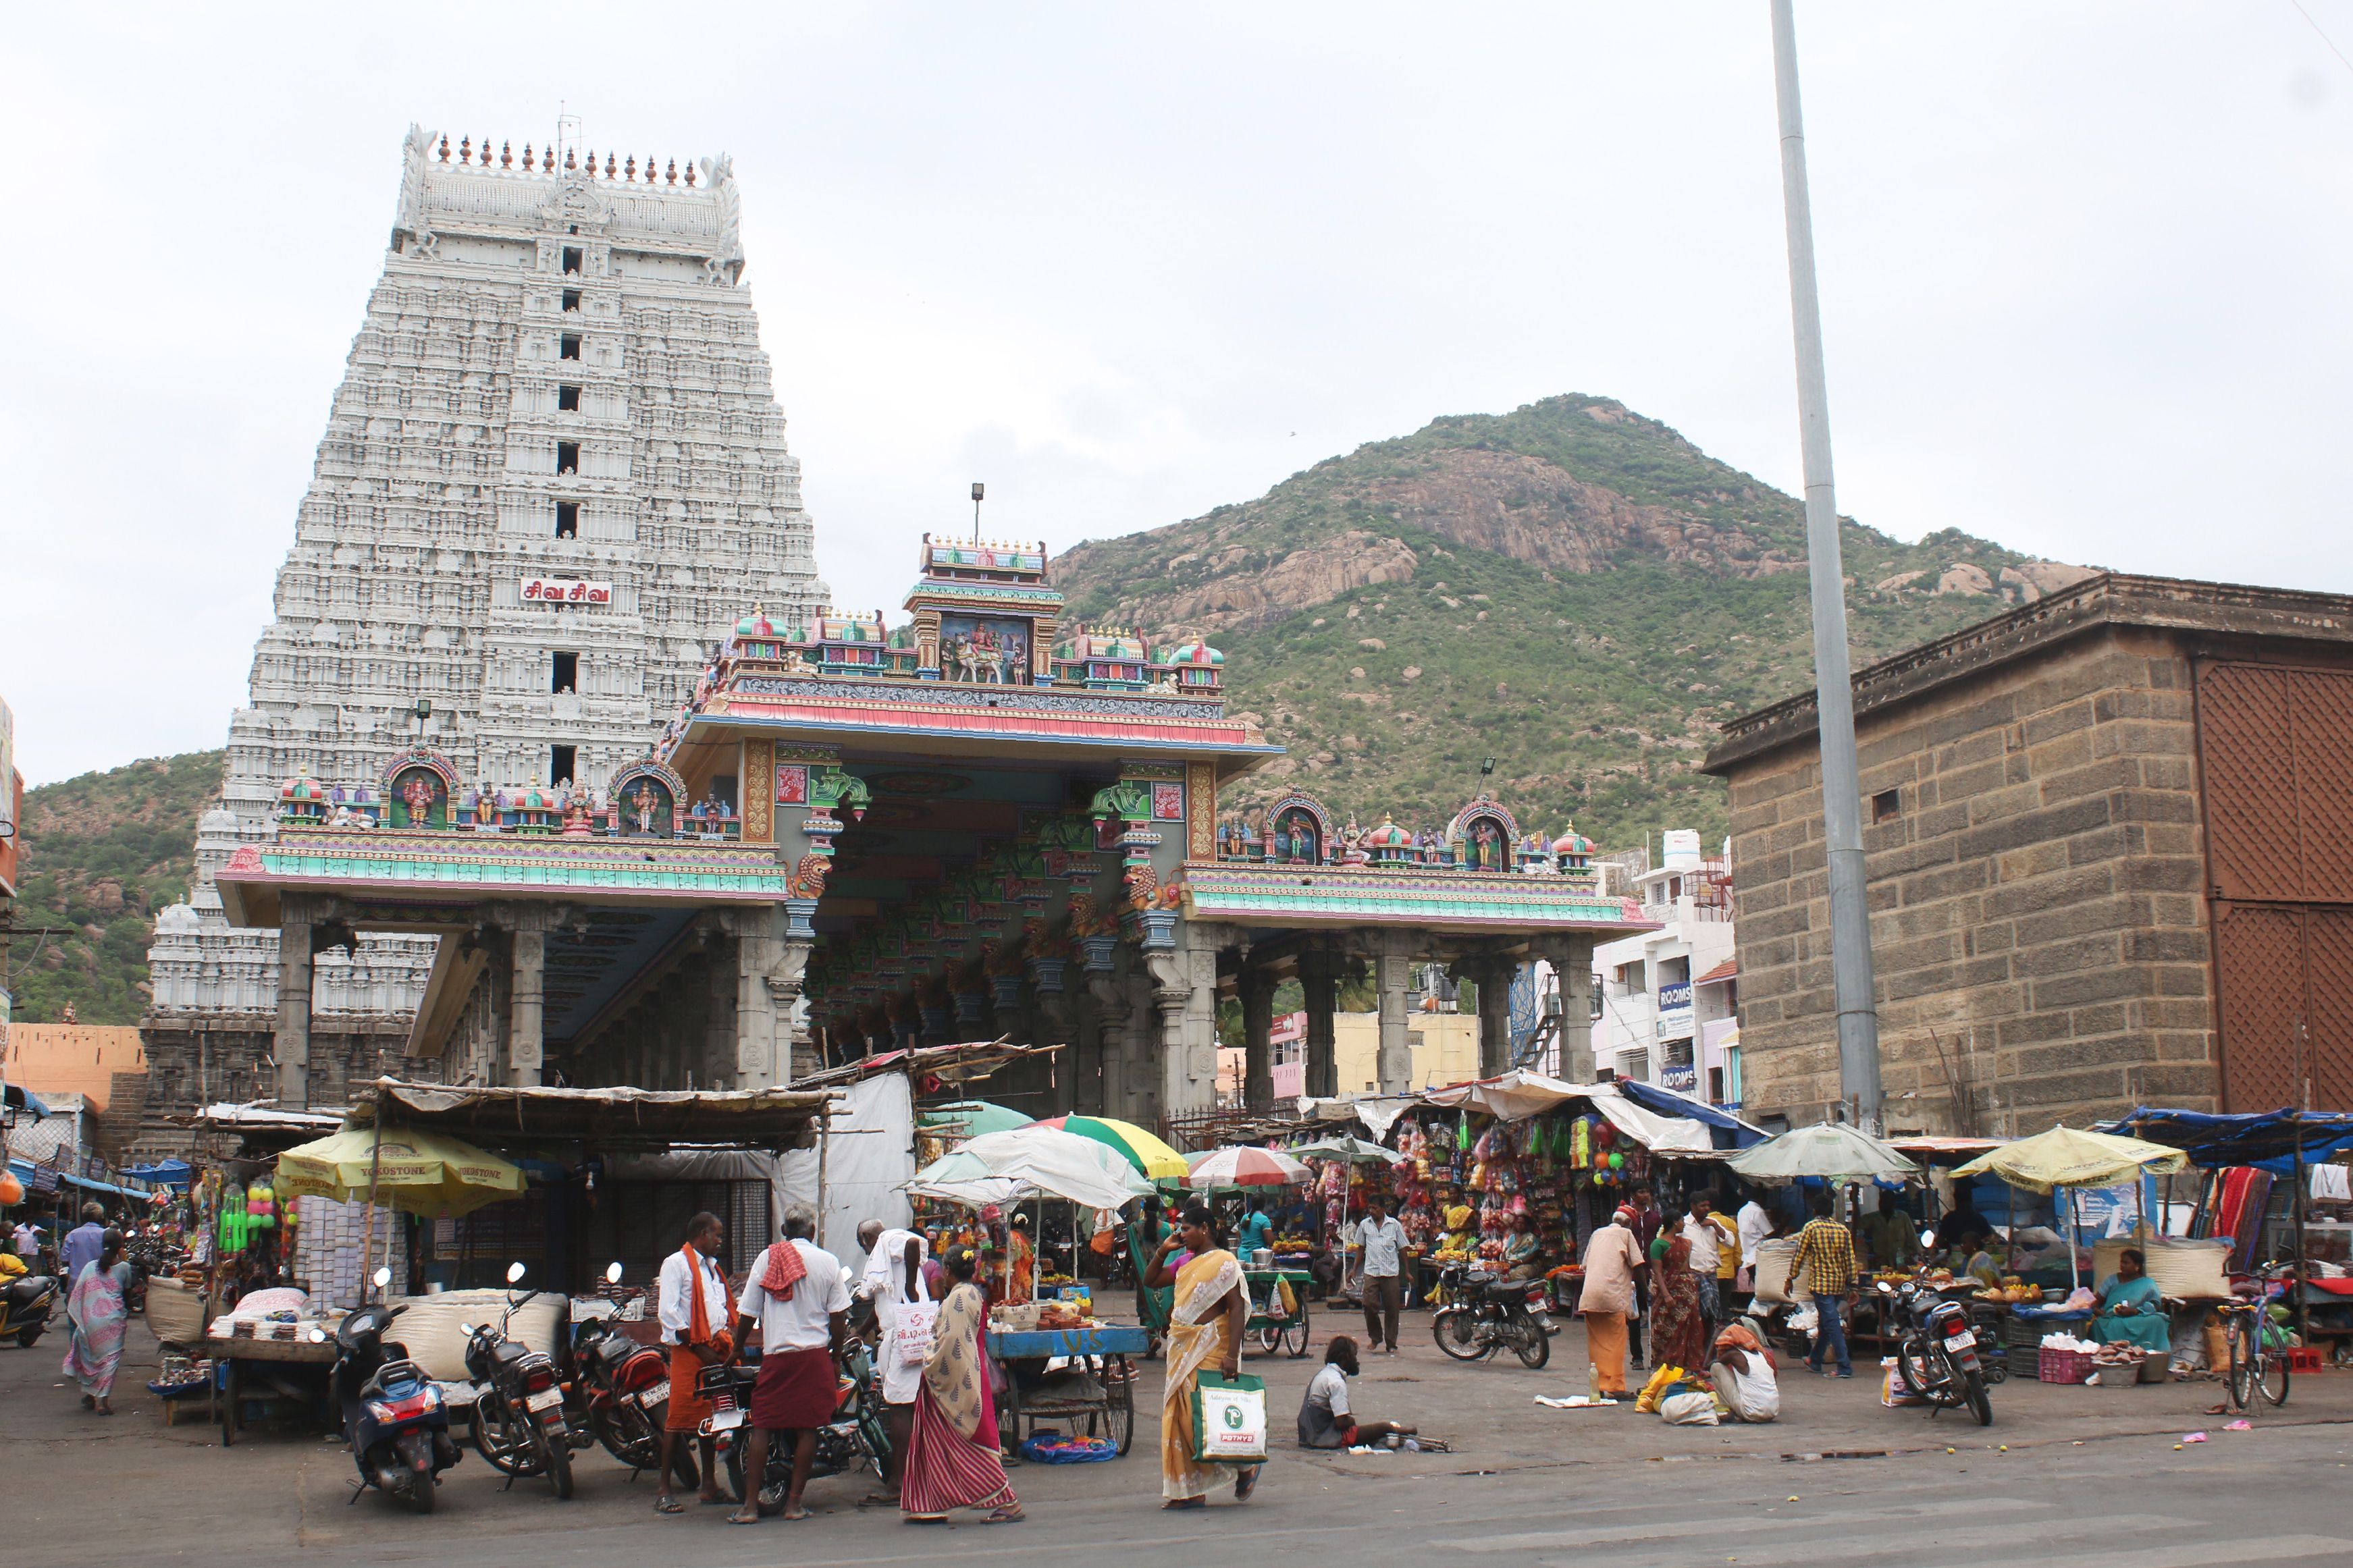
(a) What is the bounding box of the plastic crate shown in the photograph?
[2005,1345,2042,1379]
[2038,1346,2094,1384]
[2284,1346,2325,1373]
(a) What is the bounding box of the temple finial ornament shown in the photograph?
[458,135,471,165]
[436,134,450,162]
[666,158,677,186]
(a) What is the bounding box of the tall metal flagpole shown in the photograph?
[1770,0,1883,1133]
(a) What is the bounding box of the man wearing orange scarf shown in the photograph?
[655,1212,734,1515]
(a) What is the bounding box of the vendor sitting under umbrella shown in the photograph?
[2091,1248,2171,1354]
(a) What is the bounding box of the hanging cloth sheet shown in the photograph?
[2310,1163,2352,1204]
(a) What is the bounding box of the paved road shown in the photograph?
[11,1321,2351,1568]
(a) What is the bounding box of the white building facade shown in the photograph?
[140,128,830,1131]
[1591,830,1738,1102]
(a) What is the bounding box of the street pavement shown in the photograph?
[9,1316,2352,1567]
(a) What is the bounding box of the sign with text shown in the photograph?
[520,577,612,606]
[1659,1064,1698,1091]
[1656,979,1693,1040]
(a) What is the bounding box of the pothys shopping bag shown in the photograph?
[1192,1371,1270,1465]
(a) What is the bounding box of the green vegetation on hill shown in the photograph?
[1056,395,2079,855]
[7,751,222,1024]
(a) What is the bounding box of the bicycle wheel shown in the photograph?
[2258,1343,2291,1407]
[2224,1318,2256,1412]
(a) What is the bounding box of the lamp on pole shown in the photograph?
[970,481,984,545]
[1769,0,1882,1133]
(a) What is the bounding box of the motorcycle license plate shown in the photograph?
[637,1379,670,1408]
[703,1407,745,1434]
[1944,1330,1976,1350]
[525,1388,563,1414]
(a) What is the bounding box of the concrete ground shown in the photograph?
[10,1314,2352,1568]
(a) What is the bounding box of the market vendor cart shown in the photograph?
[207,1328,338,1447]
[989,1323,1146,1457]
[1244,1267,1313,1358]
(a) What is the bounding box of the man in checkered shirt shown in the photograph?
[1791,1191,1857,1377]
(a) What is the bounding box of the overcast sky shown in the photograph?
[5,4,2350,785]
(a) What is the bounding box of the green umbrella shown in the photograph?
[918,1100,1033,1137]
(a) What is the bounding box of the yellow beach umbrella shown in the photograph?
[1950,1124,2188,1195]
[279,1125,527,1217]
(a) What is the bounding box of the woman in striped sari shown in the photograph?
[1146,1204,1261,1509]
[902,1245,1024,1525]
[63,1228,132,1414]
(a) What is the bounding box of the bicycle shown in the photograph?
[2217,1260,2296,1412]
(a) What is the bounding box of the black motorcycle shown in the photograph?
[326,1266,462,1513]
[1430,1262,1552,1369]
[462,1262,575,1498]
[720,1341,892,1513]
[1875,1273,1993,1427]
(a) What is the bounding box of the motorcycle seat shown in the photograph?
[5,1276,52,1304]
[363,1358,432,1401]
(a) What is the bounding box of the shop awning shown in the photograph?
[1951,1125,2189,1194]
[2100,1107,2353,1174]
[1614,1078,1768,1148]
[3,1083,51,1119]
[1421,1072,1715,1154]
[347,1078,837,1154]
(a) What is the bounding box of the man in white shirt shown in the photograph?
[1354,1197,1410,1355]
[729,1208,852,1523]
[11,1220,39,1261]
[1737,1197,1773,1297]
[855,1218,930,1504]
[1682,1194,1732,1329]
[654,1212,733,1515]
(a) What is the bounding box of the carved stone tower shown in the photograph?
[140,127,828,1131]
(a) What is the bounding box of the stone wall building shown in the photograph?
[140,128,830,1148]
[1701,573,2353,1135]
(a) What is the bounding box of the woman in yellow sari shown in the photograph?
[1145,1203,1261,1509]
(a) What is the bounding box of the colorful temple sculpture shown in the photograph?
[215,537,1657,1118]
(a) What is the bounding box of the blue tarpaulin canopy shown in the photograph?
[2099,1107,2353,1174]
[123,1159,193,1189]
[7,1156,155,1200]
[3,1083,49,1119]
[1614,1077,1769,1150]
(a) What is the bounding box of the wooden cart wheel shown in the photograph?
[997,1362,1023,1455]
[1286,1299,1313,1359]
[1109,1353,1136,1457]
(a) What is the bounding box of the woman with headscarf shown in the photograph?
[1577,1206,1644,1396]
[1145,1203,1261,1509]
[1005,1214,1036,1307]
[902,1245,1023,1525]
[1647,1220,1708,1372]
[63,1227,133,1414]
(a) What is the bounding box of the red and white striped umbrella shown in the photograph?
[1186,1146,1313,1189]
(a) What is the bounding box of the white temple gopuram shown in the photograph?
[140,127,828,1137]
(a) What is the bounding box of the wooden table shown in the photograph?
[206,1330,338,1447]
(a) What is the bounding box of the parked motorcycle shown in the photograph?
[462,1262,575,1498]
[1876,1272,1993,1426]
[1429,1262,1552,1369]
[573,1262,697,1488]
[325,1265,461,1513]
[719,1340,892,1513]
[1,1268,58,1349]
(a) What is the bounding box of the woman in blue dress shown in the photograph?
[2091,1247,2171,1354]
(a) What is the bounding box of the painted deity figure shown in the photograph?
[629,783,659,835]
[401,774,436,828]
[1471,820,1503,871]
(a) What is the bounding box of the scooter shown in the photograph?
[1876,1272,1994,1426]
[0,1269,58,1349]
[573,1262,697,1487]
[324,1265,462,1513]
[462,1262,575,1499]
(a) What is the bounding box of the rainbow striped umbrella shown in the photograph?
[1030,1115,1191,1181]
[1186,1146,1313,1190]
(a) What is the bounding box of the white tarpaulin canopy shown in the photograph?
[779,1073,915,1275]
[910,1125,1153,1210]
[1724,1122,1922,1183]
[1421,1072,1714,1154]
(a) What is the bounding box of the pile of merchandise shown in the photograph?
[1387,1110,1656,1273]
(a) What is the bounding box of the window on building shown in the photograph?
[555,501,579,539]
[562,287,581,313]
[1872,787,1901,824]
[1708,1066,1726,1103]
[560,333,581,361]
[562,246,583,275]
[551,651,578,695]
[550,744,577,785]
[557,383,581,412]
[1614,961,1645,991]
[1658,955,1690,988]
[556,441,579,475]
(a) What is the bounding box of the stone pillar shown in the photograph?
[274,900,315,1107]
[732,904,794,1090]
[1148,937,1219,1120]
[704,926,738,1088]
[1536,936,1597,1082]
[1375,946,1414,1095]
[1240,966,1277,1110]
[1301,948,1338,1102]
[509,917,547,1089]
[1085,969,1126,1116]
[1476,957,1516,1078]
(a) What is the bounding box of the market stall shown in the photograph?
[1187,1146,1315,1358]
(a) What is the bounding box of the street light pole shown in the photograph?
[1770,0,1883,1133]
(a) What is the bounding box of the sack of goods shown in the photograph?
[1192,1372,1269,1464]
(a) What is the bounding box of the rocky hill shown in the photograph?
[6,751,221,1025]
[1056,394,2092,853]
